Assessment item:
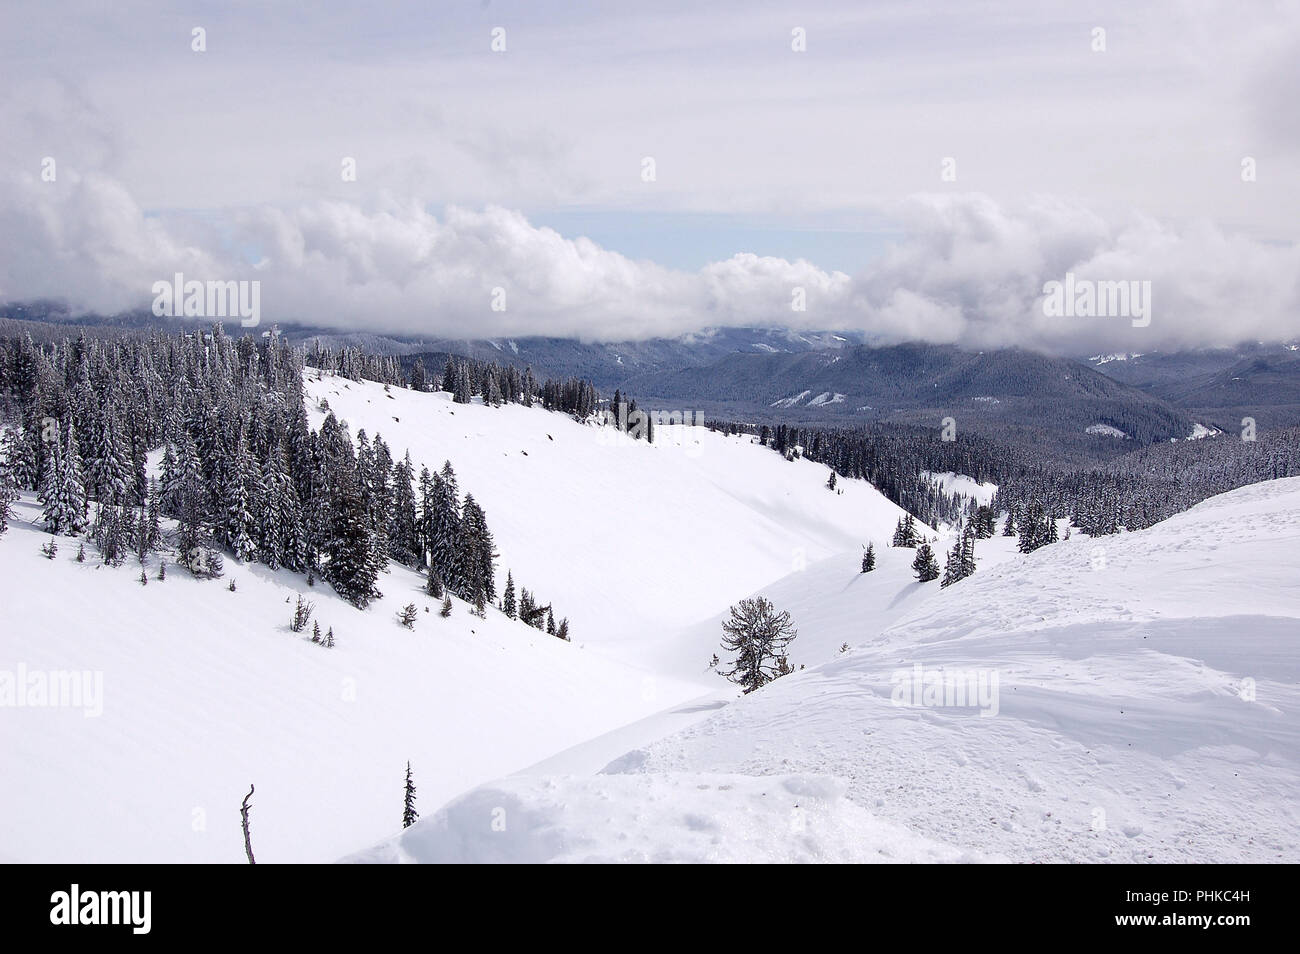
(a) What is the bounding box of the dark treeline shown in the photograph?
[705,416,1300,538]
[0,325,569,634]
[311,341,602,419]
[998,425,1300,535]
[703,419,1005,527]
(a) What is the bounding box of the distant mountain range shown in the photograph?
[6,301,1297,450]
[1081,346,1300,430]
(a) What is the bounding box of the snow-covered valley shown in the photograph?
[351,478,1300,863]
[3,374,1297,864]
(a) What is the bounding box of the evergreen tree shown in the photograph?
[502,571,517,619]
[402,762,418,829]
[428,463,462,594]
[221,434,260,563]
[397,603,418,629]
[892,514,919,547]
[410,357,427,392]
[86,412,134,506]
[39,420,88,535]
[861,543,876,572]
[912,542,940,582]
[940,536,965,588]
[416,465,435,567]
[389,452,420,567]
[0,456,15,537]
[715,597,798,694]
[439,595,452,617]
[324,469,382,607]
[457,493,496,607]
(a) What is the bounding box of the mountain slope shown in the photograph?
[0,371,914,861]
[306,373,913,674]
[621,343,1192,449]
[1086,345,1300,429]
[355,478,1300,863]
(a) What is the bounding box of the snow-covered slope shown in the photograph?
[306,373,913,675]
[355,478,1300,863]
[0,492,712,863]
[1,374,915,862]
[920,471,998,509]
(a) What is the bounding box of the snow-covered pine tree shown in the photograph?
[0,454,15,536]
[502,571,517,619]
[94,503,129,565]
[39,420,88,535]
[861,543,876,572]
[86,412,135,507]
[397,603,418,629]
[940,535,964,588]
[257,446,289,569]
[389,452,420,567]
[428,462,463,594]
[416,465,435,567]
[960,527,977,579]
[291,595,314,633]
[402,762,418,829]
[324,469,382,608]
[458,494,496,607]
[912,542,940,582]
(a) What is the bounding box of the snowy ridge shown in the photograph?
[358,478,1300,863]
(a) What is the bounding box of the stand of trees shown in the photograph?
[0,324,572,630]
[708,415,1300,541]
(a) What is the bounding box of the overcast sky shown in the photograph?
[1,0,1297,352]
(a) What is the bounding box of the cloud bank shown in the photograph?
[2,171,1295,353]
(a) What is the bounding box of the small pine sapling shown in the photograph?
[398,603,419,629]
